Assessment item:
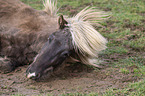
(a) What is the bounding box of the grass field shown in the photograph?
[13,0,145,95]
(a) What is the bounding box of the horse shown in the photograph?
[0,0,108,80]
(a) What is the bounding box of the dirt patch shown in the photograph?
[0,63,138,96]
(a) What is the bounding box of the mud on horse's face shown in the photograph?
[26,15,74,80]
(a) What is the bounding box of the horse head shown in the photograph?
[26,15,74,80]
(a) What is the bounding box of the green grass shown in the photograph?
[104,46,129,55]
[115,57,144,67]
[102,79,145,96]
[119,68,130,74]
[21,0,44,10]
[115,56,145,77]
[19,0,145,95]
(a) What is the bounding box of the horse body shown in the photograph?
[0,0,58,72]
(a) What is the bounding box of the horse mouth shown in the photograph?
[26,66,54,80]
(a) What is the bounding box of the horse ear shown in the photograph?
[58,15,68,29]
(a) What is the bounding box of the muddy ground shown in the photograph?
[0,62,138,96]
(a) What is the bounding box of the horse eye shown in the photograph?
[61,51,69,57]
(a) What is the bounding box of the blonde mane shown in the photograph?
[67,7,108,67]
[43,0,58,16]
[42,1,108,67]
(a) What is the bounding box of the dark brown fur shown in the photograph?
[0,0,58,72]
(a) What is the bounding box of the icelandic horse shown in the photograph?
[0,0,108,80]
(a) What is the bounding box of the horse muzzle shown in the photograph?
[26,66,53,80]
